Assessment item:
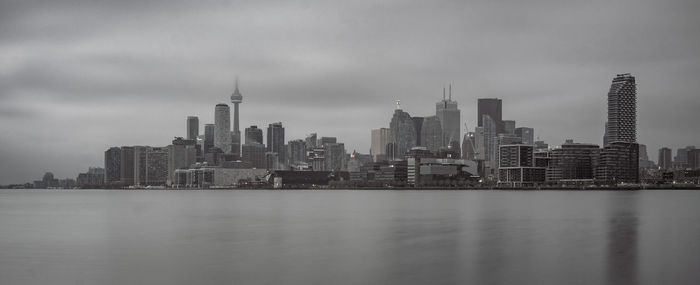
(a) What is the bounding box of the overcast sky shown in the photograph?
[1,0,699,184]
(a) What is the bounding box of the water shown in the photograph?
[1,189,699,285]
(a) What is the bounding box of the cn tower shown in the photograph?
[230,77,243,157]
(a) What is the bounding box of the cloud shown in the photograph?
[1,0,699,183]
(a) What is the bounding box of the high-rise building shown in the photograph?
[411,117,424,146]
[119,146,135,186]
[606,73,637,144]
[104,147,121,186]
[478,98,504,134]
[503,120,516,135]
[168,138,197,186]
[597,142,639,184]
[134,146,169,186]
[371,128,390,162]
[389,101,416,160]
[547,140,600,182]
[324,142,346,171]
[287,139,307,165]
[267,122,285,165]
[242,143,266,169]
[204,124,215,153]
[214,104,232,153]
[658,147,672,170]
[319,137,337,145]
[187,116,199,140]
[462,131,476,160]
[515,127,534,145]
[482,115,498,175]
[230,79,243,157]
[436,85,461,147]
[420,115,443,153]
[305,133,318,149]
[497,144,545,186]
[245,125,263,145]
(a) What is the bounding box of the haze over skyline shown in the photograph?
[1,0,699,184]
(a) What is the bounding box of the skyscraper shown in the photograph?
[186,116,199,140]
[658,147,672,170]
[204,124,215,153]
[245,125,263,145]
[371,128,390,162]
[421,115,443,153]
[462,131,476,160]
[230,78,243,157]
[606,73,637,144]
[119,146,135,186]
[267,122,285,165]
[214,104,231,153]
[287,139,307,165]
[104,147,121,186]
[389,101,416,160]
[503,120,516,135]
[515,127,534,145]
[436,85,461,147]
[478,98,504,134]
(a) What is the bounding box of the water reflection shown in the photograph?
[606,192,639,285]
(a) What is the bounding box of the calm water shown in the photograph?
[1,189,699,285]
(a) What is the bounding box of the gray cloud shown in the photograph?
[1,0,699,183]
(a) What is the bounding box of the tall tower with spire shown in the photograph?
[230,77,243,157]
[436,84,461,149]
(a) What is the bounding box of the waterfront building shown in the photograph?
[104,147,121,186]
[371,128,390,162]
[597,142,640,184]
[134,146,169,186]
[497,144,545,187]
[168,138,197,186]
[606,73,637,144]
[76,167,105,188]
[436,85,461,147]
[214,104,232,153]
[547,140,600,182]
[266,122,285,165]
[119,146,135,186]
[230,79,243,157]
[478,98,504,134]
[406,147,435,185]
[187,116,199,140]
[245,125,263,145]
[389,101,416,160]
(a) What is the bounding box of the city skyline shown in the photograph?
[1,0,700,184]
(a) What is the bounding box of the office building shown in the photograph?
[547,140,600,182]
[462,132,476,160]
[242,143,267,169]
[371,128,390,162]
[245,125,263,145]
[606,73,637,144]
[267,122,285,165]
[597,142,639,184]
[134,146,169,186]
[515,127,534,145]
[287,139,307,165]
[421,115,443,153]
[119,146,135,186]
[305,133,318,149]
[478,98,504,133]
[214,104,232,153]
[187,116,199,140]
[204,124,215,153]
[104,147,121,186]
[503,120,516,135]
[658,147,672,170]
[497,144,545,186]
[389,101,416,160]
[436,85,461,147]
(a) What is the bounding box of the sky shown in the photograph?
[1,0,699,184]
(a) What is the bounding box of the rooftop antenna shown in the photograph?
[443,86,446,100]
